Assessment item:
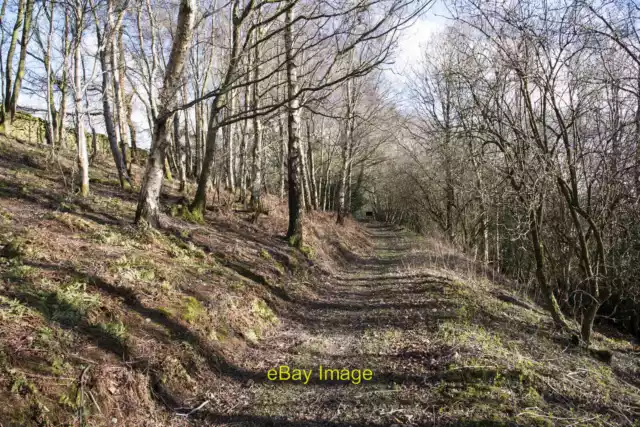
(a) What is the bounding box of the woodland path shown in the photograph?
[200,223,464,427]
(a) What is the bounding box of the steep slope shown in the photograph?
[0,135,368,426]
[0,135,639,426]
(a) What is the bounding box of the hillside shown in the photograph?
[0,135,639,426]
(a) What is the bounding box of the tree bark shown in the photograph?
[175,110,187,192]
[300,136,312,210]
[190,0,245,216]
[57,13,71,147]
[337,77,354,224]
[114,24,129,171]
[44,1,56,147]
[307,119,319,209]
[73,0,89,196]
[125,92,137,168]
[285,0,303,247]
[250,24,263,214]
[95,1,131,188]
[135,0,196,227]
[4,0,33,134]
[529,205,569,330]
[3,0,26,131]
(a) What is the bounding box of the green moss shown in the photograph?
[230,281,245,291]
[92,229,125,245]
[157,306,174,318]
[58,384,81,410]
[287,235,302,248]
[50,356,72,376]
[58,201,79,212]
[0,295,29,319]
[42,280,101,325]
[181,296,204,324]
[11,373,38,395]
[299,245,315,259]
[0,207,14,223]
[167,236,206,260]
[112,255,157,282]
[523,386,543,406]
[1,238,27,259]
[243,328,259,344]
[170,204,204,224]
[52,212,96,232]
[90,176,122,187]
[252,298,278,324]
[210,323,230,341]
[259,248,272,259]
[438,322,507,356]
[3,263,35,282]
[99,320,128,343]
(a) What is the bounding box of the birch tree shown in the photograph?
[135,0,196,226]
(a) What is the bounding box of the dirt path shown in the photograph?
[201,223,460,426]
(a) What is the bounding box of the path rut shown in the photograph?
[201,223,461,426]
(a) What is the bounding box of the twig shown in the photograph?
[88,390,102,415]
[175,400,210,417]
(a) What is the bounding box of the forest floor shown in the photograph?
[0,131,639,426]
[200,223,640,427]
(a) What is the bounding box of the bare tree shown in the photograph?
[135,0,196,226]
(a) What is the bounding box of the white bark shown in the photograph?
[135,0,197,226]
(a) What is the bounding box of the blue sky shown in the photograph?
[3,0,450,149]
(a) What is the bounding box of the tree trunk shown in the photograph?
[346,143,353,212]
[182,86,192,178]
[226,91,237,191]
[0,0,9,126]
[73,0,89,196]
[82,55,98,163]
[636,68,640,198]
[307,120,318,209]
[300,137,312,210]
[4,0,33,134]
[278,70,287,200]
[285,0,303,247]
[125,93,137,168]
[57,13,71,147]
[191,98,222,215]
[337,78,354,224]
[44,1,56,148]
[190,0,244,216]
[135,0,196,227]
[194,102,202,178]
[96,3,131,189]
[175,111,187,192]
[529,206,569,329]
[250,26,263,214]
[3,0,25,132]
[238,95,248,202]
[114,24,129,171]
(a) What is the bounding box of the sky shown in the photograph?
[388,0,449,81]
[5,0,450,150]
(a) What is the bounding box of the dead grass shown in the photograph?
[0,134,371,426]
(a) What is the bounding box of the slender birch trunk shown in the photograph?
[190,0,244,216]
[285,0,303,247]
[44,1,56,147]
[3,0,33,135]
[73,0,89,196]
[337,78,354,224]
[135,0,196,226]
[250,21,263,214]
[0,0,8,121]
